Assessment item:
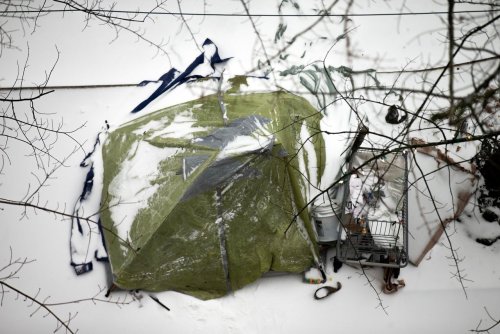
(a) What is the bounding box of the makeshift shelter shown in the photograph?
[100,91,328,300]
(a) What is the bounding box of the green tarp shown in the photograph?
[100,91,325,299]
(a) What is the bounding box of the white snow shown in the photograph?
[70,130,109,266]
[1,1,500,333]
[132,119,167,136]
[134,108,208,140]
[2,86,499,334]
[297,120,319,204]
[154,109,207,139]
[217,118,274,160]
[108,141,180,247]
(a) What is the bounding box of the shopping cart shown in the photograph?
[336,149,409,268]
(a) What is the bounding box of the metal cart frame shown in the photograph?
[336,149,409,268]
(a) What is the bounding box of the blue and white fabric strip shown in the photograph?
[131,38,231,113]
[70,123,109,275]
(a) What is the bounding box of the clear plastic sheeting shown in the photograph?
[351,151,406,223]
[100,91,327,299]
[337,149,408,268]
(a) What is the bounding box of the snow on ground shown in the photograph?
[1,0,500,333]
[1,85,499,334]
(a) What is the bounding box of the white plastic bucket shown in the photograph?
[312,192,342,243]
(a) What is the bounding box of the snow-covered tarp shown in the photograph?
[100,91,332,299]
